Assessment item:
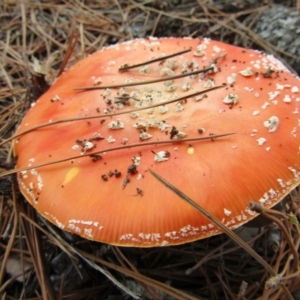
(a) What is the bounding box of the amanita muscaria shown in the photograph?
[14,37,300,247]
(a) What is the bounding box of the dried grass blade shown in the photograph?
[75,67,214,90]
[118,48,191,72]
[57,29,79,77]
[0,133,235,178]
[79,249,200,300]
[39,218,142,300]
[0,183,18,286]
[148,169,294,300]
[21,206,55,300]
[0,85,225,147]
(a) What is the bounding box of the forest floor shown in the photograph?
[1,1,300,299]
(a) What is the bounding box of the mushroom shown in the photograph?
[14,38,300,247]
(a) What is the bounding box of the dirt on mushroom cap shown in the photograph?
[14,37,300,247]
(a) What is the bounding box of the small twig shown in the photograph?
[186,228,267,275]
[57,29,79,77]
[215,268,236,299]
[249,201,299,272]
[74,67,214,91]
[149,169,294,300]
[112,247,162,299]
[39,219,142,300]
[0,182,19,287]
[21,206,55,300]
[19,211,75,259]
[78,248,200,300]
[0,85,225,147]
[0,267,32,294]
[0,133,235,177]
[118,48,191,72]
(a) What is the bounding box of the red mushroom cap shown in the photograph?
[14,38,300,246]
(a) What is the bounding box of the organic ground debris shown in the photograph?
[1,1,300,299]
